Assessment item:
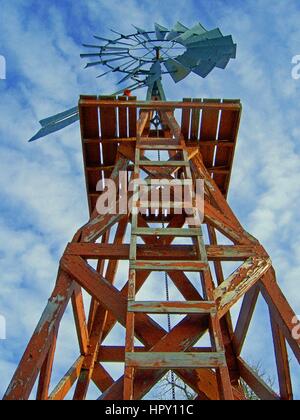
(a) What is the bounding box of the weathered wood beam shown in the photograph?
[4,273,75,400]
[80,98,242,111]
[84,137,137,144]
[128,301,215,314]
[48,357,84,400]
[36,332,57,400]
[100,312,211,400]
[130,260,208,272]
[97,346,212,362]
[207,225,241,388]
[61,256,127,325]
[260,269,300,364]
[204,200,256,245]
[137,111,150,138]
[65,243,257,261]
[80,157,129,242]
[207,167,230,174]
[60,255,167,349]
[269,310,293,400]
[73,219,128,400]
[71,284,89,355]
[233,286,260,356]
[214,258,272,319]
[125,352,226,369]
[237,357,279,401]
[191,153,247,231]
[83,137,235,147]
[92,364,114,393]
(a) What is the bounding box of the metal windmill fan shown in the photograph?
[29,22,236,142]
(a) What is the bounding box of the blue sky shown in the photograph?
[0,0,300,399]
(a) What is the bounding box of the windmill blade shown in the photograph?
[192,60,216,78]
[174,22,207,44]
[179,28,223,46]
[85,61,103,68]
[93,35,112,42]
[86,56,129,68]
[96,69,114,78]
[133,25,151,41]
[117,61,147,84]
[163,59,191,83]
[215,55,231,69]
[187,35,235,50]
[145,61,162,86]
[117,72,136,85]
[109,28,132,40]
[94,35,133,47]
[175,34,237,69]
[120,58,142,72]
[81,51,129,58]
[155,23,169,41]
[82,44,103,49]
[230,43,237,58]
[176,50,201,68]
[111,81,144,96]
[192,44,235,61]
[102,46,130,51]
[98,52,129,57]
[166,21,188,41]
[102,56,131,64]
[29,113,79,142]
[176,47,230,69]
[80,53,101,58]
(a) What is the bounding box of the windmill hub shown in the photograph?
[126,39,181,62]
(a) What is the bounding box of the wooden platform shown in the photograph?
[79,96,242,214]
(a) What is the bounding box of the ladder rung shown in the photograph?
[132,227,201,237]
[130,260,208,272]
[142,215,174,223]
[143,179,192,185]
[136,202,193,209]
[140,137,173,142]
[138,144,184,151]
[128,301,216,314]
[137,160,189,167]
[125,352,226,369]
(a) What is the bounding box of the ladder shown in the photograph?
[123,118,234,400]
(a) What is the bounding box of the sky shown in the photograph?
[0,0,300,400]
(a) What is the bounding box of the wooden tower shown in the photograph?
[4,95,300,400]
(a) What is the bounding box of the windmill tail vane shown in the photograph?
[28,21,236,142]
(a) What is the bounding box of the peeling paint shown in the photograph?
[36,295,65,334]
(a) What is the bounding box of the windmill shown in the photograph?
[29,22,236,141]
[4,21,299,401]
